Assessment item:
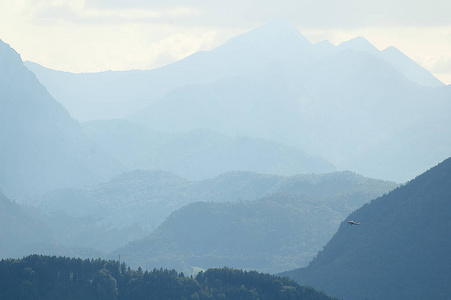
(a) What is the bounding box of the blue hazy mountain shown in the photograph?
[280,157,451,300]
[133,49,450,182]
[32,170,395,254]
[0,40,121,199]
[23,18,315,121]
[82,119,335,179]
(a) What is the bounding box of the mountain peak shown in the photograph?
[258,17,307,38]
[221,18,312,51]
[338,36,379,54]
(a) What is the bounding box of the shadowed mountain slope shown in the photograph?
[281,157,451,300]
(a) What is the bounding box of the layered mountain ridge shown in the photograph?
[23,19,451,182]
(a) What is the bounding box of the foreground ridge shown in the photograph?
[0,255,336,300]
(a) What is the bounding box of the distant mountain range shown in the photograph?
[281,157,451,300]
[24,19,451,182]
[0,40,121,199]
[24,19,444,122]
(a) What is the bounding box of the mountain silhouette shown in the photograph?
[23,19,451,182]
[25,19,443,121]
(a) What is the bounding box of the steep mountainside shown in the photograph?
[0,40,121,199]
[32,170,396,254]
[281,157,451,300]
[82,119,335,179]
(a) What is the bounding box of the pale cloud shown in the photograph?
[83,0,451,28]
[4,0,200,25]
[429,57,451,73]
[167,6,202,19]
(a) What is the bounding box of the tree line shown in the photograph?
[0,255,335,299]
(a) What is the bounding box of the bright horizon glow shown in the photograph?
[1,0,450,84]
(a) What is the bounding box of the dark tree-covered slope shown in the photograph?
[0,39,120,199]
[0,255,336,300]
[281,157,451,300]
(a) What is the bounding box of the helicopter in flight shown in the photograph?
[347,220,361,225]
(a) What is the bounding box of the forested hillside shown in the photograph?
[30,170,396,254]
[115,194,341,274]
[281,157,451,299]
[0,255,335,300]
[114,170,396,274]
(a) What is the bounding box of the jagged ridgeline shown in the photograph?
[26,19,451,183]
[0,255,336,300]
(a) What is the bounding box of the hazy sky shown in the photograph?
[1,0,450,84]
